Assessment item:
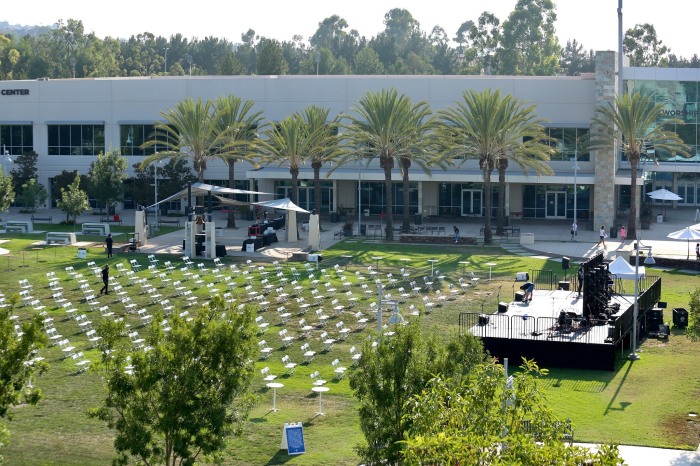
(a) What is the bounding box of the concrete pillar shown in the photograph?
[591,51,618,231]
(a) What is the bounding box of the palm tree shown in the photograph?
[591,91,689,239]
[262,115,318,206]
[435,89,553,244]
[213,95,266,228]
[297,106,342,228]
[342,88,434,240]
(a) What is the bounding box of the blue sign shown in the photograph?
[281,422,305,455]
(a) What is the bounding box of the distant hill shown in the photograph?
[0,21,55,37]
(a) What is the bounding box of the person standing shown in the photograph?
[570,221,577,241]
[577,265,585,297]
[597,225,607,249]
[620,226,627,244]
[105,233,113,258]
[453,225,460,243]
[696,243,699,260]
[100,264,110,295]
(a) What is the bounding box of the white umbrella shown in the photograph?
[647,188,682,218]
[667,227,700,260]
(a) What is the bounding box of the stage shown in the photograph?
[460,253,663,371]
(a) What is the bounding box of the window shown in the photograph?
[0,124,33,155]
[544,127,590,161]
[48,124,104,155]
[120,124,173,156]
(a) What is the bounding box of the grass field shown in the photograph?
[0,226,698,464]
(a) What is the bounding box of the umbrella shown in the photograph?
[667,226,700,260]
[647,188,682,218]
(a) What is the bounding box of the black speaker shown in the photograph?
[562,257,570,270]
[478,314,489,325]
[195,205,205,215]
[515,291,524,302]
[498,302,508,313]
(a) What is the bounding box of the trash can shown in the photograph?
[77,248,87,259]
[657,214,664,223]
[609,227,617,239]
[330,212,340,223]
[672,308,688,328]
[414,213,422,225]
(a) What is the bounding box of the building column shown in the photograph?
[591,51,618,231]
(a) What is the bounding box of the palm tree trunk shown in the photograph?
[290,167,299,206]
[496,159,507,235]
[628,154,639,239]
[483,166,493,245]
[312,162,322,230]
[226,161,236,228]
[401,158,411,232]
[384,165,394,241]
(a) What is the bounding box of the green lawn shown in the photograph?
[0,230,698,464]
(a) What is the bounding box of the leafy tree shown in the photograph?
[89,296,257,466]
[256,38,287,75]
[591,91,689,239]
[435,89,552,243]
[342,88,434,240]
[9,150,38,197]
[402,359,623,465]
[17,179,47,212]
[498,0,561,75]
[0,168,14,215]
[354,47,385,75]
[623,23,669,67]
[212,95,266,228]
[687,288,700,341]
[87,147,128,213]
[349,322,484,465]
[56,173,90,223]
[0,295,47,459]
[560,39,594,76]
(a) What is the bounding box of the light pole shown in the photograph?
[358,157,368,237]
[164,48,169,74]
[70,57,76,78]
[315,51,321,76]
[186,54,193,77]
[630,237,655,360]
[571,150,579,227]
[154,160,164,232]
[2,147,11,223]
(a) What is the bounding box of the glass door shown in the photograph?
[461,189,482,216]
[546,191,567,218]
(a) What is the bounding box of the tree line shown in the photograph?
[1,1,697,81]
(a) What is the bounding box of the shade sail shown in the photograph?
[252,198,310,214]
[608,256,644,280]
[148,182,271,208]
[213,195,250,207]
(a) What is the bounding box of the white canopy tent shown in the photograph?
[608,256,644,280]
[252,198,311,243]
[147,182,270,209]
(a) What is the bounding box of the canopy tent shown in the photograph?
[147,182,271,209]
[253,198,311,243]
[667,226,700,260]
[213,195,250,207]
[608,256,644,280]
[647,188,682,218]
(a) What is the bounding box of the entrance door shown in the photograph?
[461,189,482,216]
[546,191,567,218]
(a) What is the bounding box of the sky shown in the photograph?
[3,0,698,58]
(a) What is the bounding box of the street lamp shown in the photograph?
[2,147,11,223]
[571,152,579,231]
[70,57,76,78]
[164,48,169,74]
[358,157,368,237]
[154,160,164,232]
[186,54,193,77]
[315,51,321,76]
[630,237,655,360]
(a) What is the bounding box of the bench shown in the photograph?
[480,225,520,236]
[5,220,33,233]
[158,218,181,226]
[99,217,122,226]
[81,222,110,236]
[31,215,52,224]
[46,232,77,245]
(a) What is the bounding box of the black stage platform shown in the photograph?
[459,252,662,371]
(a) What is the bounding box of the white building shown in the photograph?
[1,51,698,229]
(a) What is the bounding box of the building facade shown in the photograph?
[1,51,698,229]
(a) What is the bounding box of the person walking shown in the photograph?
[620,226,627,244]
[570,221,577,241]
[597,225,607,249]
[99,264,110,295]
[105,233,113,258]
[453,225,460,243]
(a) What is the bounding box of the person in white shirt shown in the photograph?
[570,221,577,241]
[597,225,607,248]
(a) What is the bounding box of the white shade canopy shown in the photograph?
[253,198,310,214]
[608,256,644,280]
[647,188,682,201]
[667,226,700,259]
